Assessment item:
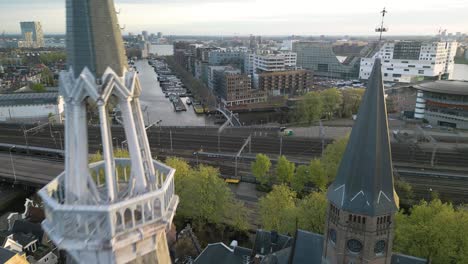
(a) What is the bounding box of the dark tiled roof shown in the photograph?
[12,233,37,247]
[0,247,17,263]
[12,220,44,242]
[255,230,324,264]
[392,253,428,264]
[0,230,12,246]
[260,248,291,264]
[194,243,250,264]
[327,58,399,216]
[415,80,468,96]
[289,230,323,264]
[0,92,59,106]
[252,230,292,256]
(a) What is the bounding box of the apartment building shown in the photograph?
[360,40,458,83]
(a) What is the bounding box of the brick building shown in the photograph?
[256,69,312,96]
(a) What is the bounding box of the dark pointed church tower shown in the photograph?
[322,58,399,264]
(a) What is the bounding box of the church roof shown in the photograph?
[327,58,399,216]
[194,243,251,264]
[66,0,128,78]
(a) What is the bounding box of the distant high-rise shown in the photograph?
[142,30,149,41]
[20,21,44,48]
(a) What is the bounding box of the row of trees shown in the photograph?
[291,88,365,124]
[251,136,349,193]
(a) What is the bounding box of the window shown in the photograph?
[408,65,416,68]
[393,74,402,77]
[423,66,431,69]
[404,69,409,72]
[347,239,363,254]
[374,240,386,255]
[418,70,425,74]
[387,68,394,71]
[329,229,337,244]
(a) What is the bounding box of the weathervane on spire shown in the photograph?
[375,7,388,41]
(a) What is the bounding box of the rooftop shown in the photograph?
[414,80,468,96]
[0,247,17,263]
[0,92,59,106]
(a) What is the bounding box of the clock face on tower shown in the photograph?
[374,240,386,254]
[347,239,363,253]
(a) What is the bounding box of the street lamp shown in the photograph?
[156,120,162,146]
[9,146,17,184]
[53,131,63,150]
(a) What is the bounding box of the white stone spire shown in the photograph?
[38,1,178,263]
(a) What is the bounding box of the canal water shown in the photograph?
[453,64,468,81]
[136,60,214,126]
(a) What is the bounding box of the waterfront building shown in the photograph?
[256,69,312,96]
[207,65,240,91]
[194,59,426,264]
[293,41,361,79]
[244,53,255,75]
[225,73,266,106]
[20,22,44,48]
[413,80,468,129]
[38,0,178,263]
[207,50,245,67]
[360,41,458,83]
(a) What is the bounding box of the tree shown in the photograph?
[394,179,414,203]
[321,88,342,119]
[166,158,249,231]
[251,154,272,186]
[309,159,327,191]
[321,136,349,183]
[291,165,310,193]
[341,88,364,118]
[394,199,468,264]
[297,192,327,234]
[41,67,55,86]
[276,155,295,184]
[31,83,46,92]
[259,185,297,234]
[292,91,323,124]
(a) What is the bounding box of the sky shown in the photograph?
[0,0,467,36]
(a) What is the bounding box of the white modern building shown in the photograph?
[360,40,458,83]
[0,93,64,123]
[252,52,297,73]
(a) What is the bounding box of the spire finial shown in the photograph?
[375,7,388,41]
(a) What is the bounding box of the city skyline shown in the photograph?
[0,0,467,35]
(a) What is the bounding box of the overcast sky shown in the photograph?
[0,0,467,35]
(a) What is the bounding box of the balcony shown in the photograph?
[38,158,178,250]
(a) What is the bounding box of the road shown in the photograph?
[0,153,62,186]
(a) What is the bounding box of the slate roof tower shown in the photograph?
[38,1,178,263]
[322,58,399,264]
